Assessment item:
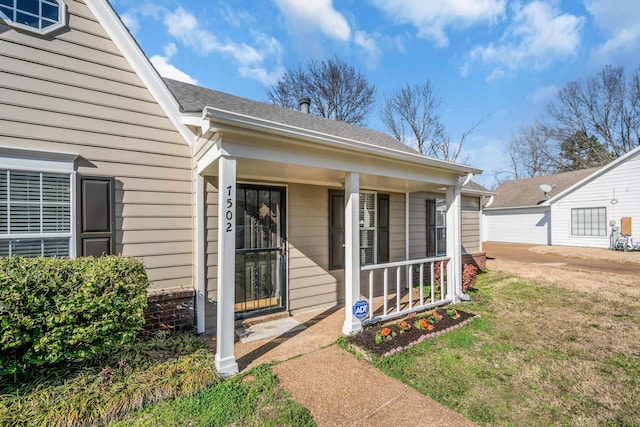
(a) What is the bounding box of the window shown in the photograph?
[571,207,606,236]
[0,0,66,35]
[0,170,72,257]
[328,190,389,269]
[427,198,446,256]
[359,192,375,265]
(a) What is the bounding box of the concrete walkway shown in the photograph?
[206,305,477,426]
[273,346,476,426]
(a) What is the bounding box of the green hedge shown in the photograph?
[0,256,149,376]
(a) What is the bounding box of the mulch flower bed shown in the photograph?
[346,307,477,359]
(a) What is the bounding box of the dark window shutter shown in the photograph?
[377,194,389,263]
[76,175,115,257]
[426,199,436,257]
[328,190,345,270]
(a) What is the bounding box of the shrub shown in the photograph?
[432,261,478,293]
[0,256,149,377]
[462,263,478,292]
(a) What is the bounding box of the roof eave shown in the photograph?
[484,204,549,211]
[461,188,494,197]
[203,107,483,176]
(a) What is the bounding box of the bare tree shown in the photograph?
[547,65,640,157]
[381,81,444,156]
[503,122,558,180]
[266,56,376,126]
[381,80,484,162]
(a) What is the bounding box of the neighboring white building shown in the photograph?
[484,146,640,248]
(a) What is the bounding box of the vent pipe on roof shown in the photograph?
[298,97,310,114]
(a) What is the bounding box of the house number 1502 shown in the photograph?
[225,185,233,232]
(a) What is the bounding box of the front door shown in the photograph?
[235,185,286,318]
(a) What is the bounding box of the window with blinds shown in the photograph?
[0,170,71,257]
[328,190,389,269]
[359,192,375,265]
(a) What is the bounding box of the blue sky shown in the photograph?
[111,0,640,188]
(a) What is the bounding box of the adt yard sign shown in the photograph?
[352,300,369,319]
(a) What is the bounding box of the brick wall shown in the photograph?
[463,252,486,271]
[143,290,195,331]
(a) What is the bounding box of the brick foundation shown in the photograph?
[143,290,195,332]
[463,252,486,271]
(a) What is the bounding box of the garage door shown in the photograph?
[484,208,550,244]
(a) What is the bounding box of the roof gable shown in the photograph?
[546,145,640,204]
[84,0,194,145]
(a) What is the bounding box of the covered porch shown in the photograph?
[189,106,481,376]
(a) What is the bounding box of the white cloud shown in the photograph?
[150,43,198,84]
[163,42,177,58]
[371,0,506,47]
[273,0,351,41]
[586,0,640,63]
[162,7,285,86]
[467,1,585,79]
[354,31,382,68]
[120,12,139,34]
[239,65,286,87]
[529,84,559,105]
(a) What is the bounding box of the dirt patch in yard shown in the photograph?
[487,258,640,305]
[529,245,640,265]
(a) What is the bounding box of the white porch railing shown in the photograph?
[360,256,451,325]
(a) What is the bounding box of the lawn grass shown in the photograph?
[372,270,640,426]
[0,331,218,426]
[111,363,315,427]
[0,331,314,427]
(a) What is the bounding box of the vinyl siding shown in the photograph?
[0,0,193,293]
[409,192,440,259]
[389,193,406,262]
[484,208,551,244]
[288,184,340,312]
[411,192,484,257]
[204,177,218,332]
[461,195,481,254]
[551,152,640,247]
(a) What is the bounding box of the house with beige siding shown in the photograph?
[1,0,489,375]
[484,146,640,248]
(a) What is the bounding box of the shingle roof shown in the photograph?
[464,181,492,194]
[163,78,418,155]
[488,167,600,209]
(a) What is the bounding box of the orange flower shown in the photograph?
[380,327,391,337]
[419,318,428,328]
[399,321,411,331]
[427,324,434,331]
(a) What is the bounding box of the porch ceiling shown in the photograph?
[205,157,449,193]
[196,130,469,192]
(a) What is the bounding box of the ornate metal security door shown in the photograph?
[235,185,286,317]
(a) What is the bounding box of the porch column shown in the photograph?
[216,156,239,376]
[195,173,206,334]
[343,172,363,335]
[446,184,462,302]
